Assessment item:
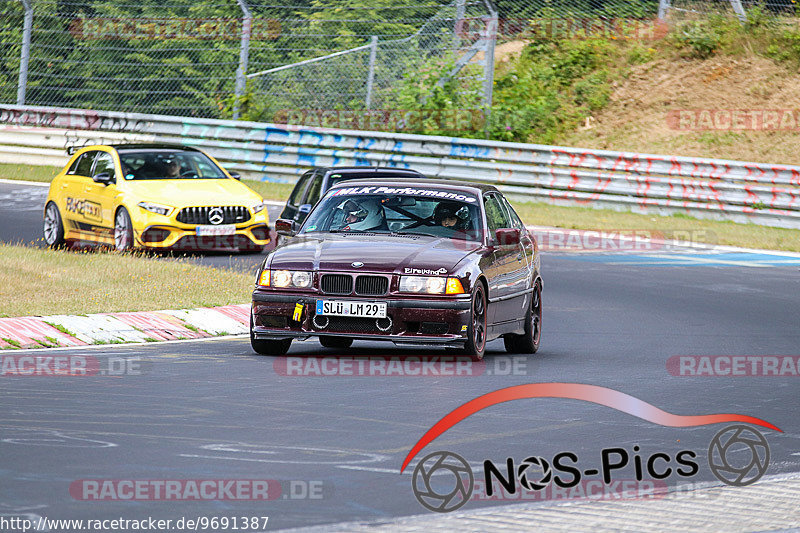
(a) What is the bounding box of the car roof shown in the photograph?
[327,177,498,196]
[111,143,202,152]
[317,166,425,176]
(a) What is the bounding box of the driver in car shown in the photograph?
[334,198,386,231]
[164,157,181,178]
[433,201,470,230]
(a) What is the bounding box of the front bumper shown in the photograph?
[135,222,270,251]
[251,291,472,347]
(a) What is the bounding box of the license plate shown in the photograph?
[196,224,236,236]
[316,300,387,318]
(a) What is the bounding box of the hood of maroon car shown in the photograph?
[268,233,481,275]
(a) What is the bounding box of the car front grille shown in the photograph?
[355,275,388,296]
[176,206,250,225]
[320,274,353,295]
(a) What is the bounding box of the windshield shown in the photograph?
[117,149,228,180]
[299,190,483,241]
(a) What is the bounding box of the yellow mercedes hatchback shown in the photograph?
[43,144,271,252]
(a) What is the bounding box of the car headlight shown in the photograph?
[399,276,464,295]
[251,201,268,214]
[260,269,313,289]
[138,201,174,217]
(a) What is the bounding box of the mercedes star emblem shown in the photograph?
[208,207,224,225]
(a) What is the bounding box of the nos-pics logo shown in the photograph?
[411,424,770,513]
[402,383,781,514]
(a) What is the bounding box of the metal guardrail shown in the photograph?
[1,104,799,229]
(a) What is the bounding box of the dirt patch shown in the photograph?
[560,54,800,165]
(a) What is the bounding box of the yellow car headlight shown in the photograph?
[251,201,268,214]
[137,201,174,217]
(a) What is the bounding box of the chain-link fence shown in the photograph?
[0,0,496,122]
[1,0,798,124]
[245,0,494,124]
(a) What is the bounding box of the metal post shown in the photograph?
[454,0,466,50]
[729,0,747,23]
[16,0,33,106]
[365,36,378,110]
[657,0,671,20]
[481,4,497,138]
[233,0,252,120]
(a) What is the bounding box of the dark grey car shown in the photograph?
[280,167,426,225]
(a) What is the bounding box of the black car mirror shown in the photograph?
[495,228,521,246]
[229,172,241,180]
[382,196,416,207]
[275,218,297,237]
[92,172,113,185]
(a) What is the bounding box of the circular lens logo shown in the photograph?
[517,456,552,491]
[411,451,473,513]
[708,425,770,486]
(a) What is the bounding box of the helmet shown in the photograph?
[433,201,470,229]
[335,198,384,231]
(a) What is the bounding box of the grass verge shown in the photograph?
[0,163,60,183]
[0,244,253,317]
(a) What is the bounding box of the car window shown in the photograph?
[288,172,313,207]
[116,150,226,180]
[73,151,99,177]
[300,191,483,241]
[304,172,324,206]
[501,196,525,231]
[484,193,511,232]
[92,152,115,179]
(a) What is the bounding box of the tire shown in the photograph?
[43,202,65,248]
[319,336,353,349]
[250,316,292,355]
[114,207,134,252]
[504,281,542,354]
[464,282,487,361]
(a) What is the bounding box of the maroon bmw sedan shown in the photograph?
[250,178,542,359]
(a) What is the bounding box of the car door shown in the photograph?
[499,194,535,321]
[281,170,314,221]
[483,192,528,328]
[82,150,118,237]
[60,150,98,232]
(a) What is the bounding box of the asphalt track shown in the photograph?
[2,180,800,531]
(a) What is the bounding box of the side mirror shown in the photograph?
[275,218,297,237]
[230,172,241,180]
[495,228,521,246]
[92,172,113,185]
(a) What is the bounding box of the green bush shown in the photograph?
[672,20,723,58]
